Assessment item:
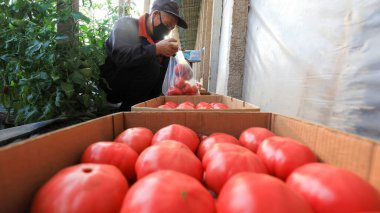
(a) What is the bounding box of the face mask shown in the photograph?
[151,13,171,41]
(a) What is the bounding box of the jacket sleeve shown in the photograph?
[106,17,157,70]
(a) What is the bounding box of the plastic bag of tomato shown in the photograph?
[31,124,380,213]
[162,51,200,96]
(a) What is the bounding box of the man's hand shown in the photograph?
[156,38,178,57]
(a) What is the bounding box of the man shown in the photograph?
[99,0,188,111]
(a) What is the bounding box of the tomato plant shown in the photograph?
[0,0,131,125]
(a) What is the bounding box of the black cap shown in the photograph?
[152,0,188,29]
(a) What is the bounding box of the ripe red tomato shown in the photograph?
[114,127,153,154]
[202,142,246,167]
[174,77,186,89]
[182,83,194,95]
[211,103,228,109]
[167,86,182,95]
[135,140,203,181]
[158,104,172,109]
[257,136,317,180]
[192,85,198,94]
[31,163,128,213]
[120,170,216,213]
[174,64,185,76]
[181,101,195,107]
[164,101,178,108]
[286,163,380,213]
[152,124,200,152]
[239,127,275,152]
[197,133,240,160]
[196,102,212,109]
[81,142,138,181]
[175,64,193,80]
[217,173,314,213]
[176,103,195,109]
[203,143,268,194]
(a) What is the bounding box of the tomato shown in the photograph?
[203,143,268,194]
[174,64,185,76]
[192,85,198,94]
[135,140,203,181]
[158,104,172,109]
[286,163,380,213]
[81,142,138,182]
[120,170,216,213]
[167,86,182,95]
[114,127,153,154]
[176,103,195,109]
[174,77,186,89]
[182,83,194,95]
[202,142,246,167]
[31,163,128,213]
[197,133,240,160]
[196,102,212,110]
[212,103,228,109]
[257,136,317,180]
[181,101,195,107]
[152,124,200,152]
[175,64,193,80]
[217,173,314,213]
[165,101,178,108]
[239,127,275,152]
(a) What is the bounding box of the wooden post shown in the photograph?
[144,0,151,13]
[57,0,79,44]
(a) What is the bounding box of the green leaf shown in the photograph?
[0,55,10,62]
[27,93,34,103]
[81,94,91,108]
[39,72,49,80]
[25,108,38,122]
[71,11,90,23]
[26,40,43,55]
[79,68,92,79]
[61,82,74,98]
[70,70,86,84]
[55,91,63,107]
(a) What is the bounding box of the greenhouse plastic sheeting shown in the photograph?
[243,0,380,141]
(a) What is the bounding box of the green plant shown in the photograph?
[0,0,128,126]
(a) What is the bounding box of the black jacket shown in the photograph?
[100,15,169,104]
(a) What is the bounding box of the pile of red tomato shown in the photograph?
[167,64,198,96]
[158,101,228,110]
[31,124,380,213]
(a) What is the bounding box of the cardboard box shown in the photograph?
[131,95,260,112]
[1,112,379,213]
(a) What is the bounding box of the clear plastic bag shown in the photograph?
[162,51,199,96]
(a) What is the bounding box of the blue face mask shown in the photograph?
[152,13,171,41]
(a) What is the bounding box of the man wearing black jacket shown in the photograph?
[99,0,188,111]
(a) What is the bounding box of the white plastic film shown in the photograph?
[243,0,380,141]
